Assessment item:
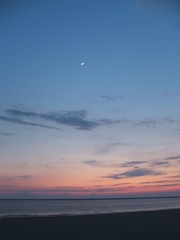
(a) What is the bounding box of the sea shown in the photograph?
[0,197,180,218]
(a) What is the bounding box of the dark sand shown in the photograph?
[0,209,180,240]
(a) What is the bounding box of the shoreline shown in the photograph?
[1,207,180,219]
[1,208,180,240]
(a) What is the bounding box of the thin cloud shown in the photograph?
[6,109,99,131]
[101,94,124,101]
[103,168,163,180]
[83,160,105,167]
[151,161,170,167]
[42,110,99,130]
[4,108,128,131]
[0,115,61,131]
[18,175,33,180]
[0,185,16,191]
[120,161,147,168]
[141,179,180,184]
[165,118,179,123]
[163,91,180,96]
[0,185,135,198]
[96,142,125,154]
[112,108,121,113]
[143,183,180,188]
[83,160,147,169]
[0,132,14,136]
[165,155,180,160]
[0,175,34,182]
[98,119,128,124]
[173,128,180,132]
[101,95,115,101]
[37,163,56,169]
[135,119,156,128]
[167,175,180,179]
[112,182,131,186]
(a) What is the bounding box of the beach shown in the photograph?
[0,209,180,240]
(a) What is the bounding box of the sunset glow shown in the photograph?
[0,0,180,199]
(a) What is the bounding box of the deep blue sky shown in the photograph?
[0,0,180,198]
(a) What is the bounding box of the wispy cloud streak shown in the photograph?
[103,168,163,180]
[101,94,124,101]
[120,161,147,168]
[165,155,180,160]
[1,108,128,131]
[0,115,61,131]
[135,119,156,128]
[83,160,106,167]
[0,132,14,136]
[5,109,99,131]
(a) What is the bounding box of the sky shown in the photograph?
[0,0,180,199]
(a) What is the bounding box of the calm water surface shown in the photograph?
[0,197,180,217]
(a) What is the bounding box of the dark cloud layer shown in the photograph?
[2,107,179,132]
[5,109,99,131]
[1,108,127,131]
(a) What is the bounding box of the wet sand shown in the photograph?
[0,209,180,240]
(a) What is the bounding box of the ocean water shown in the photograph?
[0,197,180,218]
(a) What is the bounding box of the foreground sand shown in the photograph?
[0,209,180,240]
